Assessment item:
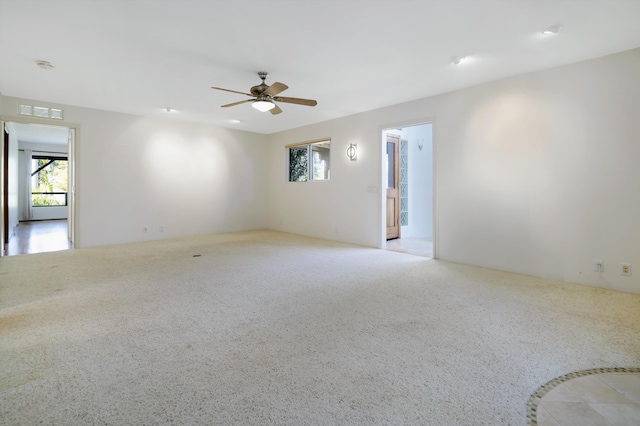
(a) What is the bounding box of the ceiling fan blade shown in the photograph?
[221,99,254,108]
[211,86,253,97]
[273,96,317,107]
[264,82,288,96]
[270,104,283,115]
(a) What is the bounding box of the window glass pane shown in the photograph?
[289,147,308,182]
[32,193,67,207]
[387,142,395,188]
[311,142,330,180]
[31,157,68,206]
[19,105,33,116]
[50,108,64,119]
[33,106,49,117]
[400,139,408,226]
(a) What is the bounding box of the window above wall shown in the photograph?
[287,139,331,182]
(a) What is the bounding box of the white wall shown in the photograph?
[267,48,640,294]
[1,96,269,248]
[30,206,67,221]
[19,141,68,153]
[266,118,382,247]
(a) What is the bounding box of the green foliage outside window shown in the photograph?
[289,147,308,182]
[32,158,68,207]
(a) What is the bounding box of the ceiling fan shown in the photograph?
[211,72,317,115]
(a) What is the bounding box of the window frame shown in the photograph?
[286,138,331,182]
[31,154,69,207]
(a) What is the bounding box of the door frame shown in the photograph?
[0,115,79,256]
[385,133,400,240]
[2,127,8,253]
[379,118,437,258]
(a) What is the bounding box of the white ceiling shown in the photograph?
[8,122,69,145]
[1,0,639,135]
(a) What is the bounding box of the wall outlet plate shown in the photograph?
[621,263,631,276]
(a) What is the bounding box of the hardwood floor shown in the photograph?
[5,220,72,256]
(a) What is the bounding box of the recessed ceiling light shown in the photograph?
[36,60,54,70]
[164,107,175,113]
[451,56,466,65]
[230,119,241,124]
[542,25,562,35]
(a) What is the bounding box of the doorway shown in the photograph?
[386,133,400,240]
[381,122,434,258]
[1,121,76,256]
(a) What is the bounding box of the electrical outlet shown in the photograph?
[621,263,631,276]
[159,225,164,232]
[593,260,604,272]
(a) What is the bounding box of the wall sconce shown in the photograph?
[346,143,358,161]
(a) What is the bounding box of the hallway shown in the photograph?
[5,220,72,256]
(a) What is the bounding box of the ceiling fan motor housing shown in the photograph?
[251,72,270,96]
[251,83,269,96]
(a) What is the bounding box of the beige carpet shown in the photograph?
[1,230,639,425]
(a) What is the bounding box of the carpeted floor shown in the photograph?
[1,230,639,425]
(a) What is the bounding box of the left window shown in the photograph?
[31,155,68,207]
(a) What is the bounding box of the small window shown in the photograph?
[33,106,50,118]
[18,104,64,119]
[287,139,330,182]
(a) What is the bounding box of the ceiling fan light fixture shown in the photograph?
[213,72,316,116]
[252,100,276,112]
